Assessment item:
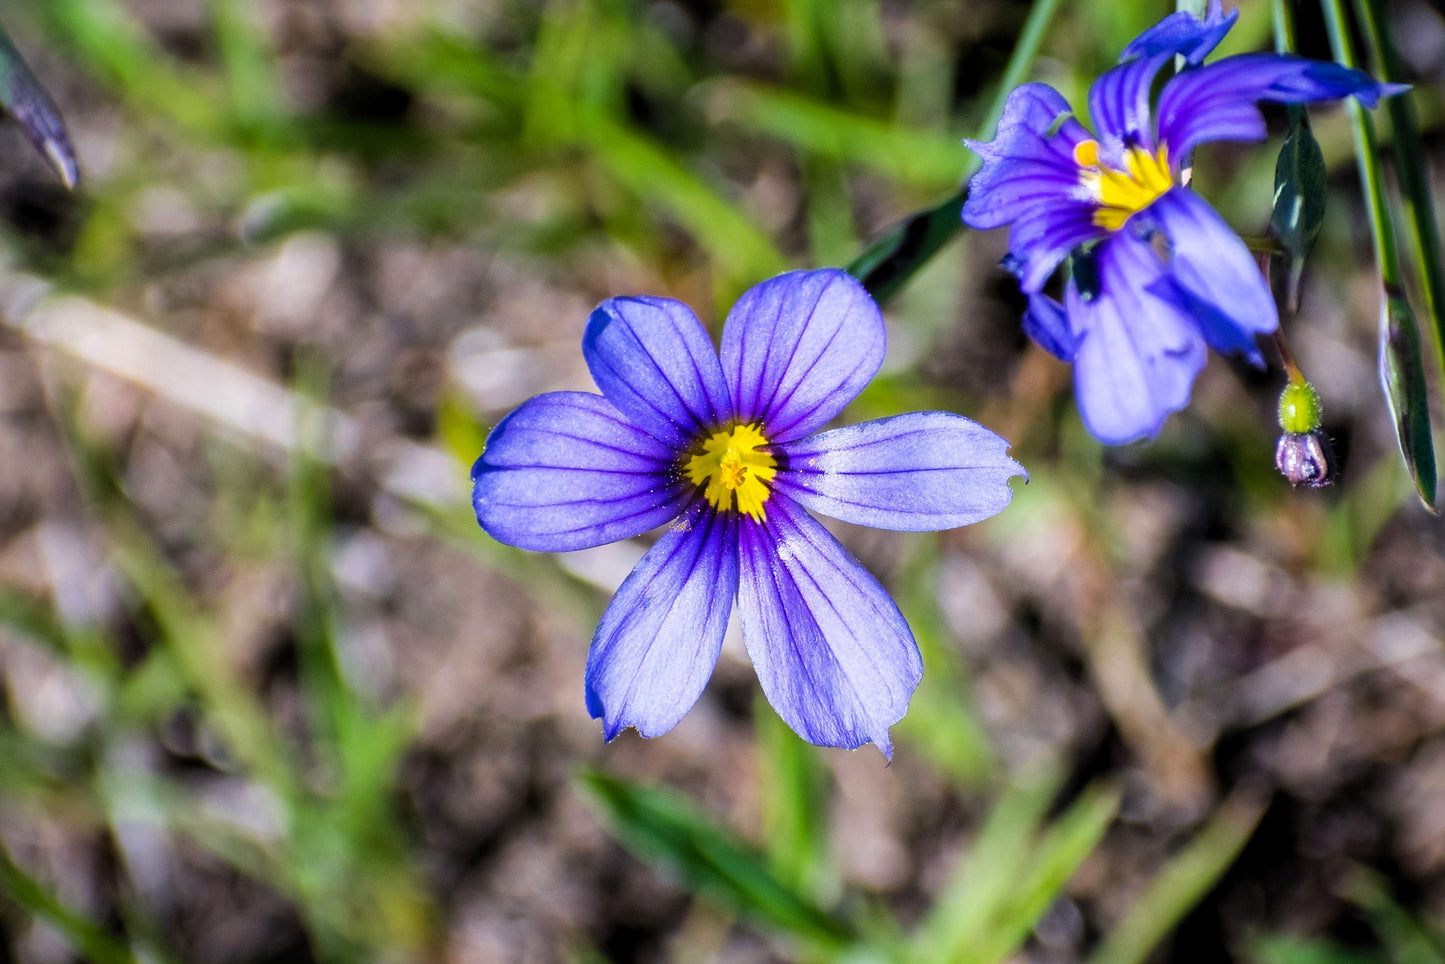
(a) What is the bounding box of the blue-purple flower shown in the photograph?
[963,0,1406,445]
[472,269,1024,756]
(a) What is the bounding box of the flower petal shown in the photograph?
[1119,0,1236,67]
[737,496,921,757]
[472,391,689,551]
[963,83,1098,231]
[1157,53,1407,159]
[1068,233,1207,444]
[1009,203,1107,292]
[776,412,1025,531]
[584,295,733,449]
[585,503,738,740]
[1022,290,1077,360]
[1088,51,1173,159]
[1147,187,1275,364]
[719,269,885,442]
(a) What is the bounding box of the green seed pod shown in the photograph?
[1277,379,1323,434]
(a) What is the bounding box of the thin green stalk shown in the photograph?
[1319,0,1436,509]
[1271,0,1299,51]
[0,842,141,964]
[1352,0,1445,374]
[1088,790,1268,964]
[1320,0,1397,279]
[845,0,1063,303]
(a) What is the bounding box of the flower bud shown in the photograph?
[1275,430,1336,488]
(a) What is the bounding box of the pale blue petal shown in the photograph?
[585,503,738,740]
[1157,54,1407,159]
[964,83,1097,231]
[584,295,733,449]
[1119,0,1236,67]
[1022,291,1077,360]
[1147,188,1276,364]
[776,412,1025,531]
[472,392,689,552]
[1088,52,1173,159]
[737,496,921,757]
[1068,233,1207,445]
[720,269,885,442]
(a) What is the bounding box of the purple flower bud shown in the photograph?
[1275,430,1337,487]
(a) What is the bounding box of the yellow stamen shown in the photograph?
[1074,139,1174,231]
[685,423,777,522]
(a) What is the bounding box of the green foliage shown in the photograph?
[1319,0,1438,511]
[1089,791,1268,964]
[1271,114,1327,307]
[577,770,857,953]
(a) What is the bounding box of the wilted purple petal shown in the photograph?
[584,295,733,449]
[737,496,921,757]
[1119,0,1236,67]
[776,412,1025,531]
[1147,187,1275,364]
[472,391,689,552]
[1157,54,1408,159]
[585,503,738,740]
[1069,233,1207,444]
[720,269,884,443]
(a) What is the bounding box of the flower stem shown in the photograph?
[1351,0,1445,376]
[1318,0,1399,281]
[1319,0,1437,508]
[845,0,1063,304]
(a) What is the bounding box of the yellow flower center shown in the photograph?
[685,423,777,522]
[1074,138,1173,232]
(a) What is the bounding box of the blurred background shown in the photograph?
[0,0,1444,961]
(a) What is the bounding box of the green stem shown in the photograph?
[1318,0,1399,282]
[1352,0,1445,373]
[1271,0,1298,52]
[845,0,1063,303]
[0,842,141,964]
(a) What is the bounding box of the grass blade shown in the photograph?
[845,0,1063,303]
[1087,788,1268,964]
[1352,0,1445,382]
[0,842,140,964]
[577,770,856,951]
[1320,0,1436,510]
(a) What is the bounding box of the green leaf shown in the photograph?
[1270,112,1326,309]
[968,783,1120,964]
[1249,933,1385,964]
[1320,0,1438,510]
[0,19,78,188]
[576,770,856,951]
[1379,289,1438,511]
[1088,790,1268,964]
[755,700,832,900]
[912,778,1119,964]
[705,81,967,188]
[0,842,141,964]
[1343,867,1445,964]
[843,0,1064,305]
[1352,0,1445,427]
